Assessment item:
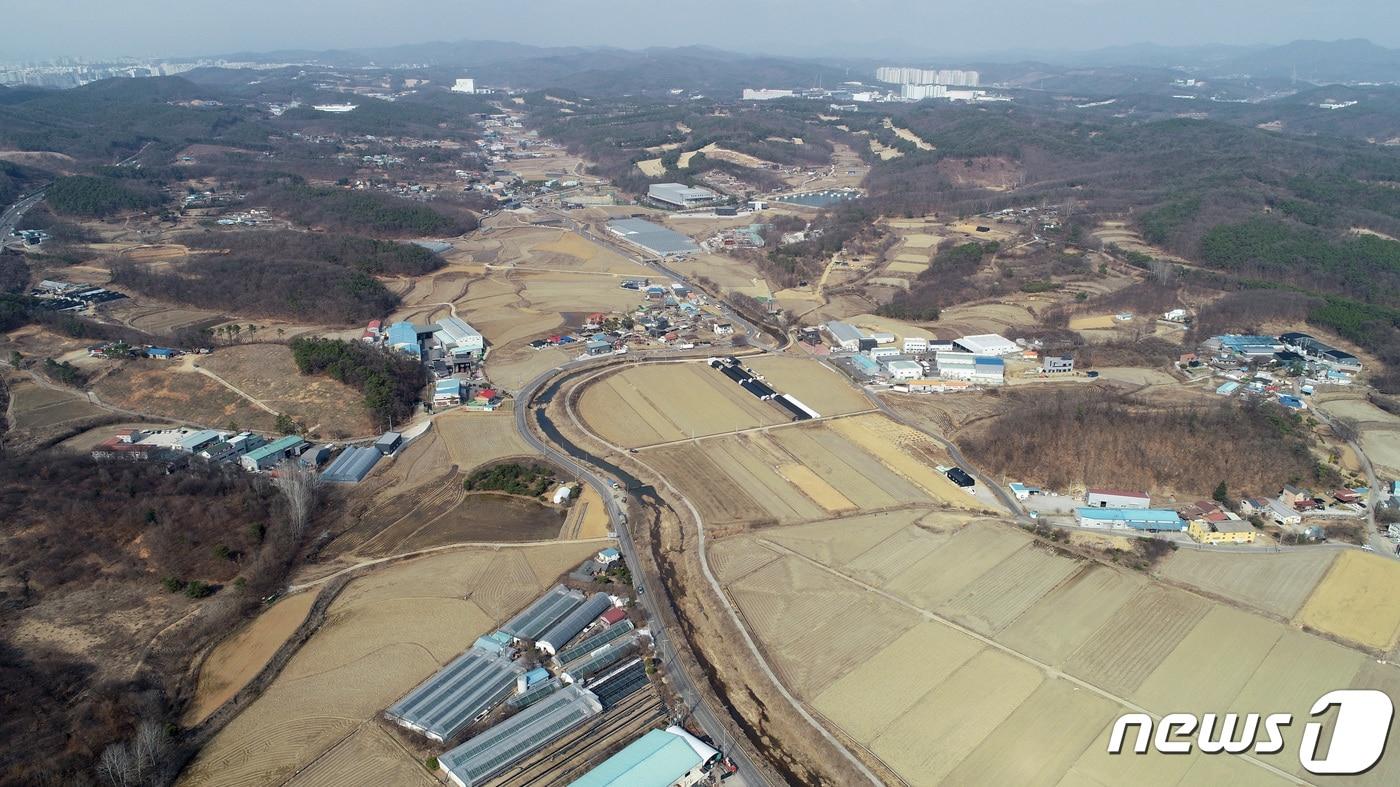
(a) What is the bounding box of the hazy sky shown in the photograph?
[11,0,1400,61]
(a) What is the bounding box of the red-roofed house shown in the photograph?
[599,607,628,628]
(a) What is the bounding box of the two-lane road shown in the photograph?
[513,357,769,786]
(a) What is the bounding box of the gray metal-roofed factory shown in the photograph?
[438,684,603,787]
[386,648,524,742]
[499,584,585,642]
[606,218,700,257]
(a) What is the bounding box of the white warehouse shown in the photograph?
[953,333,1020,356]
[884,359,923,380]
[647,183,719,209]
[935,352,1004,384]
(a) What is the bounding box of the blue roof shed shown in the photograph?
[569,728,704,787]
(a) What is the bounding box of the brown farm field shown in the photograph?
[580,362,785,448]
[1296,550,1400,651]
[707,515,1400,786]
[185,592,317,725]
[5,377,106,432]
[180,542,596,787]
[196,344,377,437]
[741,354,873,417]
[1158,549,1336,618]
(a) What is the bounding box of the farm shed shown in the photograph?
[1086,488,1150,508]
[374,431,403,455]
[500,584,586,642]
[570,728,712,787]
[320,446,381,483]
[386,648,525,742]
[438,685,603,787]
[1074,507,1185,532]
[536,593,614,656]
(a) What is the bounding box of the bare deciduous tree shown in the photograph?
[273,459,321,539]
[97,743,135,787]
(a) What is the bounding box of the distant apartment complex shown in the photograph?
[876,66,980,87]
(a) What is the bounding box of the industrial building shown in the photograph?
[902,337,928,354]
[1279,332,1362,370]
[953,333,1019,356]
[1041,356,1074,374]
[451,77,476,93]
[1086,489,1151,508]
[884,359,923,380]
[388,321,421,359]
[438,685,603,787]
[387,647,525,742]
[823,321,865,351]
[570,727,719,787]
[176,429,223,454]
[435,316,485,357]
[536,593,614,656]
[934,352,1004,384]
[741,88,795,101]
[240,435,307,472]
[1074,507,1185,532]
[1204,335,1282,359]
[320,446,381,483]
[606,219,701,257]
[500,585,586,642]
[646,183,719,209]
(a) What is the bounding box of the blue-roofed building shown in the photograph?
[435,378,463,406]
[1216,381,1240,396]
[1277,393,1305,410]
[517,667,551,692]
[1008,482,1041,500]
[388,321,421,359]
[569,727,716,787]
[597,547,621,564]
[473,630,513,655]
[1075,507,1185,532]
[145,347,177,359]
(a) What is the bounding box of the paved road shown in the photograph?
[512,358,770,787]
[0,188,49,248]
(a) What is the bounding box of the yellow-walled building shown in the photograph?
[1188,518,1258,545]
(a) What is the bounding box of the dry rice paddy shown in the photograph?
[741,355,873,417]
[1158,549,1335,618]
[708,510,1400,786]
[580,363,784,448]
[1296,550,1400,651]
